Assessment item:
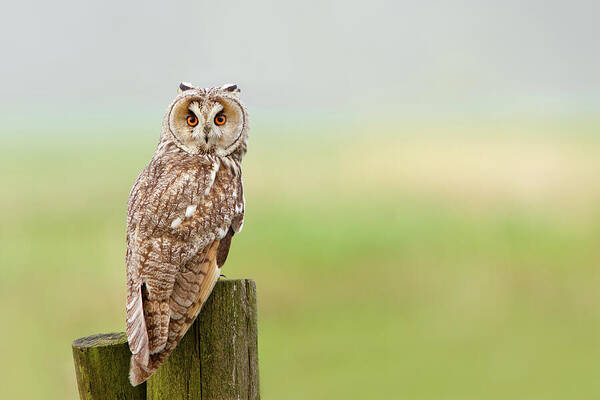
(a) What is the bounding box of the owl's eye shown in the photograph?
[214,113,226,126]
[187,115,198,126]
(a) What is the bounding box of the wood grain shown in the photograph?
[72,279,259,400]
[147,279,260,400]
[72,332,146,400]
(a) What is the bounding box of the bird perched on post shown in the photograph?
[125,83,248,385]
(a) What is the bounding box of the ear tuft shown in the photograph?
[178,82,194,94]
[221,83,240,93]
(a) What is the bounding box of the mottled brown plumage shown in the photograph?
[126,83,248,385]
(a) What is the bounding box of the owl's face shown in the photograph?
[164,83,248,157]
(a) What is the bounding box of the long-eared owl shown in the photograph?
[125,83,248,385]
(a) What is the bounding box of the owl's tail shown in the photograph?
[129,317,178,385]
[129,357,155,386]
[128,241,223,386]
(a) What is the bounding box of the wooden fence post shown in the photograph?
[72,332,146,400]
[72,279,260,400]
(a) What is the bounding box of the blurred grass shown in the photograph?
[1,119,599,399]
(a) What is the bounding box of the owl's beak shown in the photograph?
[202,125,211,144]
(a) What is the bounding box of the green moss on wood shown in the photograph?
[72,279,259,400]
[72,332,146,400]
[147,279,260,400]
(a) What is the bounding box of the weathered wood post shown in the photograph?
[72,332,146,400]
[72,279,259,400]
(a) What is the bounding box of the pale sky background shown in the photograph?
[1,0,598,134]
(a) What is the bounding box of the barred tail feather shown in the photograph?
[129,356,153,386]
[127,240,222,385]
[126,286,150,368]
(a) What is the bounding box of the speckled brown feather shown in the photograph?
[126,84,247,386]
[129,240,222,384]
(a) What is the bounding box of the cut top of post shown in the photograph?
[71,279,259,400]
[72,332,128,349]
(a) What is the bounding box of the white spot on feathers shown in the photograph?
[127,304,142,323]
[126,297,137,311]
[204,161,219,196]
[185,205,197,218]
[236,219,244,232]
[170,217,182,229]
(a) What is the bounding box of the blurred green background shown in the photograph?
[1,119,599,399]
[1,1,600,399]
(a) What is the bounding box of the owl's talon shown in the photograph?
[219,274,227,278]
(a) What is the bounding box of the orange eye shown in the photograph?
[187,115,198,126]
[214,113,226,126]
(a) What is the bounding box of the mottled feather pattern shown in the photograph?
[125,84,248,386]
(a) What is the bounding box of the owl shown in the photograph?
[125,83,248,386]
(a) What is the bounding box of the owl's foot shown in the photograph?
[219,274,227,278]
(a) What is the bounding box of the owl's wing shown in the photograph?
[125,155,244,385]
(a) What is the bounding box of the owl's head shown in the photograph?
[162,83,249,158]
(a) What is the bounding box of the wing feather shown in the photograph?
[129,240,221,385]
[125,285,149,366]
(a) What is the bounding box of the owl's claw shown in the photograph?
[219,274,227,278]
